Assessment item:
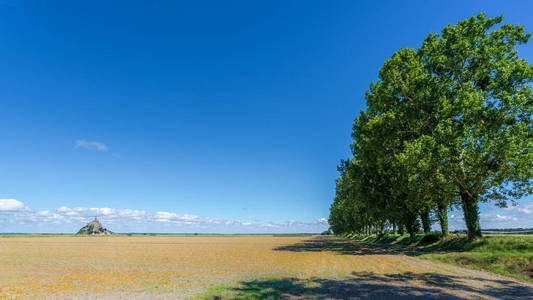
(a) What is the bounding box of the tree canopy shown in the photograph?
[329,13,533,239]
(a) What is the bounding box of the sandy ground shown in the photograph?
[0,235,531,299]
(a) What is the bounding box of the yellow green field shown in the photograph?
[1,235,532,299]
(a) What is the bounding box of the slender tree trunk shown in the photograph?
[406,215,417,239]
[437,202,449,237]
[393,223,397,234]
[461,192,482,240]
[398,224,405,235]
[420,209,431,233]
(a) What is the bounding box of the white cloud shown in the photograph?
[314,218,329,225]
[75,140,109,152]
[6,199,531,234]
[494,214,517,221]
[0,200,329,234]
[504,201,533,215]
[0,199,27,211]
[447,200,533,230]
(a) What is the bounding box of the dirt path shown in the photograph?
[244,236,533,299]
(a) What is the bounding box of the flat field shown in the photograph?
[1,235,532,299]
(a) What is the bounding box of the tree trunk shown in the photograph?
[437,202,449,237]
[406,215,418,239]
[421,209,431,233]
[461,192,482,239]
[393,222,397,234]
[398,224,405,235]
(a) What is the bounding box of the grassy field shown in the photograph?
[0,235,397,298]
[1,235,531,299]
[346,233,533,283]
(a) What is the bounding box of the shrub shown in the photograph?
[418,232,442,245]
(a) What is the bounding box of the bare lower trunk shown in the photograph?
[461,192,481,240]
[421,209,431,233]
[406,214,418,239]
[437,202,449,237]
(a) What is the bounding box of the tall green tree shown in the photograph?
[329,13,532,241]
[366,48,448,237]
[420,14,533,239]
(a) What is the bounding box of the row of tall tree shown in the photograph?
[329,14,533,240]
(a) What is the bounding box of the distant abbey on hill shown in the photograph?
[76,217,115,235]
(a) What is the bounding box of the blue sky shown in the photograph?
[1,1,532,233]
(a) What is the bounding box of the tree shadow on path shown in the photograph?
[240,236,533,299]
[273,235,491,257]
[209,271,533,299]
[273,236,399,256]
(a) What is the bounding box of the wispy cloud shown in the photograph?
[7,198,531,233]
[447,200,533,230]
[75,140,109,152]
[0,200,329,234]
[0,199,28,211]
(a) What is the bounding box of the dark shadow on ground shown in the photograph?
[273,236,469,257]
[209,271,533,299]
[273,236,400,256]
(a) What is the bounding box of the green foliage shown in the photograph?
[329,13,532,240]
[76,224,94,235]
[420,13,533,238]
[418,232,442,245]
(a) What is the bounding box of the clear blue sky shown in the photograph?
[1,0,532,233]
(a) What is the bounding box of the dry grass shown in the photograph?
[0,235,422,299]
[2,235,531,299]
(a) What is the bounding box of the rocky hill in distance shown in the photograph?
[76,217,115,235]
